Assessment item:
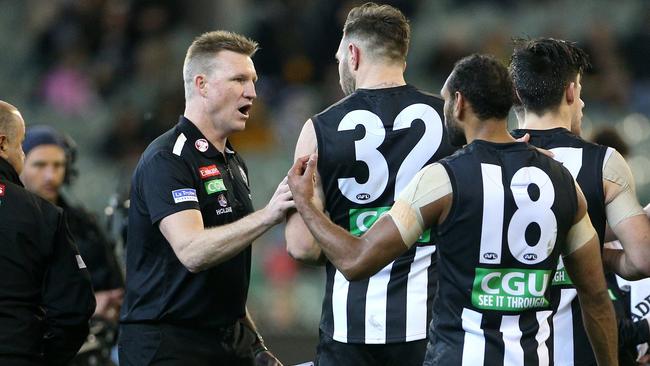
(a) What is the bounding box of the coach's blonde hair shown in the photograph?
[183,30,259,99]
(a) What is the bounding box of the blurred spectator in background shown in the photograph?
[0,101,95,366]
[21,125,123,365]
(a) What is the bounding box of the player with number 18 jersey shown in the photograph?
[313,85,457,345]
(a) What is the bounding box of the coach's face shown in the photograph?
[203,50,257,134]
[336,38,356,96]
[441,75,467,147]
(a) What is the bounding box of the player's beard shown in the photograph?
[444,106,467,146]
[340,63,356,96]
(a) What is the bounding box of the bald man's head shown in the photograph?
[0,101,26,174]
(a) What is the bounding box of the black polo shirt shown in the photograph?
[121,116,254,328]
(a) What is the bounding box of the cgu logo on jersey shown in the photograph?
[472,267,552,311]
[349,207,431,242]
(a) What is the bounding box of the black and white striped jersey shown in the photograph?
[313,85,457,344]
[512,128,610,366]
[427,141,578,365]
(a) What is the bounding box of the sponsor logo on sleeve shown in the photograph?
[199,165,220,179]
[195,138,209,152]
[204,179,227,195]
[172,188,199,203]
[0,184,4,196]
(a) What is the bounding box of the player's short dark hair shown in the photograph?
[343,2,410,63]
[509,38,591,115]
[183,30,259,98]
[447,54,514,120]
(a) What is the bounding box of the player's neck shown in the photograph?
[355,64,406,90]
[521,108,571,131]
[468,118,515,144]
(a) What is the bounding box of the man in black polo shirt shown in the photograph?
[118,31,293,365]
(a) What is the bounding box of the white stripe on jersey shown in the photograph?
[461,308,485,366]
[500,315,524,366]
[364,261,393,343]
[536,310,553,366]
[332,270,350,343]
[479,164,504,264]
[553,288,578,366]
[172,133,187,156]
[405,245,436,342]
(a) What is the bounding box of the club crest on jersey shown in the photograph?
[238,166,248,187]
[217,193,228,207]
[0,184,4,196]
[195,138,209,152]
[199,165,220,179]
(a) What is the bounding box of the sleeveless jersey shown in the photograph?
[313,84,458,344]
[429,140,578,365]
[512,128,610,366]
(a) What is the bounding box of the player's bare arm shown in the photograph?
[285,119,327,264]
[562,185,618,366]
[288,155,450,281]
[159,178,294,273]
[601,149,650,279]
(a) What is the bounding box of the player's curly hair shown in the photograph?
[447,54,514,120]
[509,38,591,115]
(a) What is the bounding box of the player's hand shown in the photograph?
[264,176,295,225]
[287,154,317,208]
[516,133,554,158]
[255,350,283,366]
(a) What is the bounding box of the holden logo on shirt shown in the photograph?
[217,193,228,207]
[195,138,209,152]
[0,184,4,196]
[199,165,220,179]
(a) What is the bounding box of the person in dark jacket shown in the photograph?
[0,100,95,366]
[20,125,124,365]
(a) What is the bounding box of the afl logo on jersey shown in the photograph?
[523,253,538,261]
[356,193,371,201]
[483,252,498,260]
[195,139,209,152]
